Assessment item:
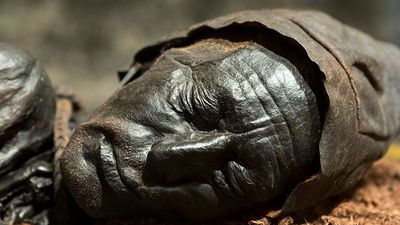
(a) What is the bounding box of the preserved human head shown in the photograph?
[61,39,320,220]
[61,9,400,221]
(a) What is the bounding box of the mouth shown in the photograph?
[226,161,254,197]
[212,160,255,202]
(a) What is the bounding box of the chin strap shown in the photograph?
[118,63,143,86]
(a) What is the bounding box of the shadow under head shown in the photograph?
[61,9,400,221]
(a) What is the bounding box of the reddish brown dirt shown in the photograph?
[96,158,400,225]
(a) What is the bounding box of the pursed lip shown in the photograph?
[227,161,254,197]
[212,160,255,202]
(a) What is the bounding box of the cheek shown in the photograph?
[219,99,271,133]
[125,123,158,149]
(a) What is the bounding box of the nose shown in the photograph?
[60,126,105,217]
[60,119,148,218]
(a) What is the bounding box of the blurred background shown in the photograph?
[0,0,398,155]
[0,0,399,111]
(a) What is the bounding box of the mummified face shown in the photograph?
[61,39,320,220]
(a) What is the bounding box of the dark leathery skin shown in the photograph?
[61,9,400,221]
[0,43,55,225]
[0,43,55,176]
[61,40,320,220]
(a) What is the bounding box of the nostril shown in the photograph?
[97,132,145,194]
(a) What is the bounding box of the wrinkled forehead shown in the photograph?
[163,39,298,84]
[0,43,33,73]
[165,39,255,66]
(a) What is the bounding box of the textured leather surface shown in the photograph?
[61,9,400,220]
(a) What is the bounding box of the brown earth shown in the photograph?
[96,158,400,225]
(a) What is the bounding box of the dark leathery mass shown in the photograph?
[0,43,55,176]
[61,9,400,221]
[61,39,320,220]
[0,43,55,224]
